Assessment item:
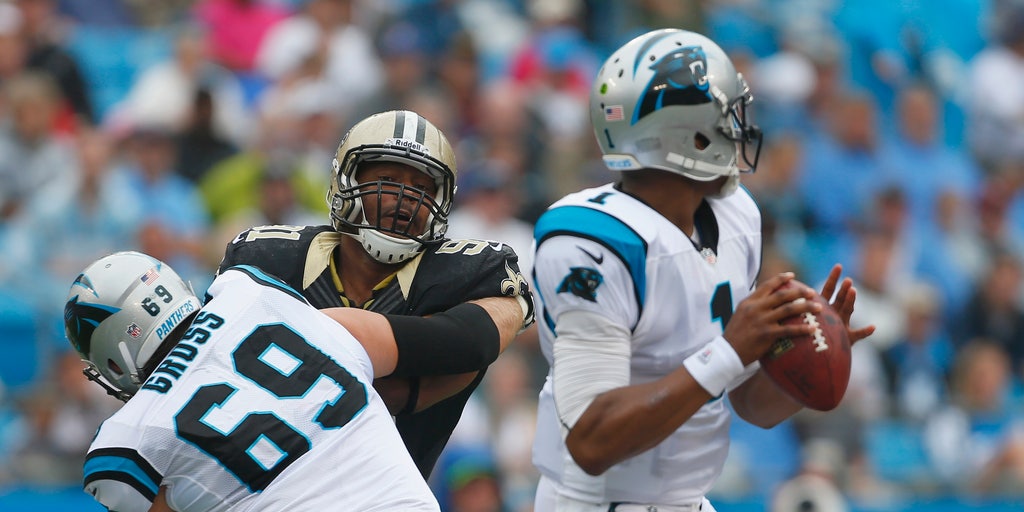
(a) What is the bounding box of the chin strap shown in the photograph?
[82,364,133,403]
[357,228,423,264]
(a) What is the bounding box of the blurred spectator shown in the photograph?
[740,132,812,262]
[255,0,383,118]
[923,339,1024,496]
[881,83,983,230]
[193,0,290,73]
[509,7,596,144]
[976,172,1024,262]
[458,79,550,222]
[55,0,136,26]
[952,249,1024,378]
[0,72,75,225]
[118,124,213,292]
[915,189,988,323]
[15,0,95,128]
[199,110,330,226]
[965,1,1024,173]
[436,30,483,139]
[435,444,504,512]
[797,90,888,280]
[0,3,27,84]
[109,25,250,146]
[1,128,141,333]
[882,282,955,422]
[349,19,431,123]
[174,87,239,183]
[831,1,911,109]
[771,470,850,512]
[207,155,321,265]
[119,0,192,27]
[481,349,540,512]
[508,0,595,98]
[447,159,534,274]
[391,0,469,62]
[703,0,775,58]
[848,226,908,353]
[798,90,886,234]
[3,351,118,487]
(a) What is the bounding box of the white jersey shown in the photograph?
[83,266,439,512]
[531,183,762,505]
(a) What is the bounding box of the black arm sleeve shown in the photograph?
[385,303,500,377]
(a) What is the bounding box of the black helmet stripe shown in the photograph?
[415,114,426,144]
[393,110,405,138]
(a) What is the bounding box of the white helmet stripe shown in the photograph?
[395,110,425,143]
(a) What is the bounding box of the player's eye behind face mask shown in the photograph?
[344,179,441,241]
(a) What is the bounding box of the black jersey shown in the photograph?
[218,224,533,477]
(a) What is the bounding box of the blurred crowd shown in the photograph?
[0,0,1023,510]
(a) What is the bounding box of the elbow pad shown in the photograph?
[386,303,500,377]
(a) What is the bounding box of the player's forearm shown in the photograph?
[467,295,525,353]
[729,370,802,428]
[375,372,481,415]
[386,296,525,377]
[565,366,713,476]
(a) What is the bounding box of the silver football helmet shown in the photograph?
[327,110,458,264]
[64,251,201,401]
[590,29,762,197]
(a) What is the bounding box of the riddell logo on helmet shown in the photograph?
[385,137,430,154]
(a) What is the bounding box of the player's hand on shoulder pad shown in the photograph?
[724,272,821,365]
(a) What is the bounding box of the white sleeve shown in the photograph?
[85,478,155,512]
[532,235,639,330]
[552,309,631,430]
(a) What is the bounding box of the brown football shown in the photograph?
[759,285,851,411]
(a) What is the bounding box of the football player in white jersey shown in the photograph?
[64,251,509,511]
[529,29,876,511]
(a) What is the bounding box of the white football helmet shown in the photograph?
[591,29,762,197]
[327,110,458,264]
[64,251,201,401]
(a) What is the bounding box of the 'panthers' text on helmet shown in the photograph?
[64,251,201,401]
[590,29,762,197]
[327,110,458,264]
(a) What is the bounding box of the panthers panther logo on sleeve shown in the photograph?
[633,45,712,124]
[556,267,604,303]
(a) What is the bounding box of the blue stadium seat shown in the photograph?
[65,25,175,120]
[865,420,934,485]
[0,290,41,393]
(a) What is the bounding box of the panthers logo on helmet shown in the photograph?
[64,295,120,357]
[633,46,711,124]
[557,267,603,302]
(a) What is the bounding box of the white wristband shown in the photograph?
[682,336,745,397]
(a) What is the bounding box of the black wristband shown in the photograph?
[385,303,500,377]
[397,376,420,416]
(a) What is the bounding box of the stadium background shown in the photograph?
[0,0,1023,510]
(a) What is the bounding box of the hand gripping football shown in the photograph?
[759,286,851,411]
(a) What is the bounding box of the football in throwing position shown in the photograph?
[760,282,851,411]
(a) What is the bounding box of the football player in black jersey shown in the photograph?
[217,110,535,477]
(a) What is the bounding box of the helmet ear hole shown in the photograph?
[107,359,124,376]
[694,132,711,150]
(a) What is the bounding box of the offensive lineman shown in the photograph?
[217,110,534,477]
[529,29,876,511]
[65,251,453,511]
